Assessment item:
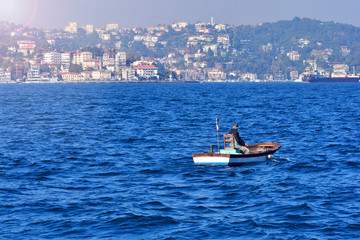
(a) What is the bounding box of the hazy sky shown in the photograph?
[1,0,359,29]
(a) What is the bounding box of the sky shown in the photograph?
[0,0,359,29]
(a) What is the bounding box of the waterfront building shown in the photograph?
[135,65,159,79]
[92,69,111,80]
[207,69,226,81]
[0,68,5,82]
[290,70,299,81]
[332,64,349,77]
[240,73,258,81]
[81,71,92,80]
[59,72,84,82]
[27,64,41,79]
[5,71,12,81]
[121,68,136,81]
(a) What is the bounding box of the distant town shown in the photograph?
[0,17,359,83]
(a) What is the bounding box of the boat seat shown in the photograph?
[223,134,236,149]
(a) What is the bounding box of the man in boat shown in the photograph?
[228,123,250,154]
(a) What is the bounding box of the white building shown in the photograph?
[72,52,93,65]
[217,35,230,49]
[240,73,258,81]
[290,70,299,81]
[332,64,349,77]
[17,40,36,56]
[207,69,226,81]
[59,72,84,82]
[43,52,61,65]
[135,65,159,79]
[0,68,5,82]
[203,44,218,55]
[92,69,111,80]
[27,64,40,78]
[215,24,227,31]
[106,23,119,31]
[65,22,78,33]
[61,52,72,65]
[122,68,136,81]
[287,51,300,61]
[171,22,188,31]
[85,24,94,34]
[115,52,126,70]
[82,59,101,70]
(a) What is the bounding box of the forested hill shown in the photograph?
[219,17,360,76]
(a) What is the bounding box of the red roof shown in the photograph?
[134,65,158,69]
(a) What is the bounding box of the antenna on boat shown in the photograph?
[216,118,220,153]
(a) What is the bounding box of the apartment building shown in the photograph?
[92,69,111,80]
[61,52,73,65]
[121,68,136,81]
[72,52,93,65]
[106,23,119,31]
[207,69,226,80]
[287,51,300,61]
[82,59,101,70]
[135,65,159,79]
[85,24,94,34]
[17,40,36,56]
[43,51,61,65]
[171,22,188,31]
[59,72,84,82]
[115,52,126,70]
[65,22,78,33]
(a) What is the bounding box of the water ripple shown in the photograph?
[0,83,359,239]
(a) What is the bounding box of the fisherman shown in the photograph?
[228,123,250,154]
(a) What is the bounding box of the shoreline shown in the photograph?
[0,80,304,84]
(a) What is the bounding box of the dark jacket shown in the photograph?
[228,128,245,146]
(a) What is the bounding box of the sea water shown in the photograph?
[0,83,359,239]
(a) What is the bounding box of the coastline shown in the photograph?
[0,79,304,84]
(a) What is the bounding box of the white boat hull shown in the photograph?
[192,142,281,166]
[193,153,267,165]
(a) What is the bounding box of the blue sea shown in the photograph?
[0,83,359,239]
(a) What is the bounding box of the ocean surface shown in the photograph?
[0,83,359,239]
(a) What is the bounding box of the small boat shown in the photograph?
[192,134,281,165]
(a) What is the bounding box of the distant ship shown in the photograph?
[303,72,360,83]
[302,64,360,83]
